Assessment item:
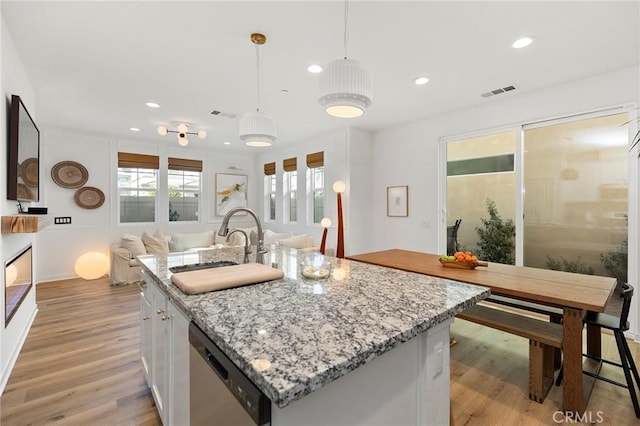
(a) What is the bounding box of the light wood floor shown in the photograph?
[1,277,161,425]
[1,278,639,425]
[451,319,640,425]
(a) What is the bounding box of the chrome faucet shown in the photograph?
[226,229,251,264]
[218,207,268,264]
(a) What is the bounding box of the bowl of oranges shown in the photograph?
[439,251,488,270]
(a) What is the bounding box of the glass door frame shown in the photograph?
[438,125,522,262]
[439,103,639,338]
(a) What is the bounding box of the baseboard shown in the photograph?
[624,330,640,343]
[0,305,38,395]
[37,273,110,284]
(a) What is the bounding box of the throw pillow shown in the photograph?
[168,239,184,252]
[142,230,169,254]
[226,227,257,246]
[278,234,311,249]
[172,231,214,251]
[263,230,293,245]
[120,236,146,257]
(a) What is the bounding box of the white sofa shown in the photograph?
[109,228,323,285]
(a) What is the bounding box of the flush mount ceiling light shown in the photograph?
[157,122,206,147]
[307,64,323,74]
[318,0,373,118]
[239,33,277,147]
[413,76,430,86]
[512,37,534,49]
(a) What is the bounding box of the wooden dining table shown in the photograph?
[346,249,617,414]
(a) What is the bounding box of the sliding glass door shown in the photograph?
[445,111,629,289]
[445,131,517,262]
[523,112,629,288]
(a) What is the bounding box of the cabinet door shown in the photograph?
[150,284,170,424]
[168,300,190,426]
[139,291,152,384]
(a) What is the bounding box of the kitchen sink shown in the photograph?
[169,260,238,274]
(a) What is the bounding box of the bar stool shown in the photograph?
[446,219,462,256]
[556,284,639,418]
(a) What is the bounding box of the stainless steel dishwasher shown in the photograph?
[189,322,271,426]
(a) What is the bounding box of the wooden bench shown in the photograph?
[485,295,563,320]
[484,295,564,368]
[457,303,563,403]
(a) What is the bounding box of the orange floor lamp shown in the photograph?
[320,218,332,255]
[333,181,346,258]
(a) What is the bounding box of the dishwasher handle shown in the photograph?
[205,349,229,381]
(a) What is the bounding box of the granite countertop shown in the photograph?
[137,246,490,408]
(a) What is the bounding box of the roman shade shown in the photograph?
[306,151,324,168]
[118,152,159,169]
[283,157,297,172]
[168,157,203,172]
[264,162,276,175]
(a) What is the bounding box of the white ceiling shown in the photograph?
[3,1,639,153]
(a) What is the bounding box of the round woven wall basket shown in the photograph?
[74,186,105,209]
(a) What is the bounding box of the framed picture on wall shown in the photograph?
[387,185,408,217]
[215,173,248,216]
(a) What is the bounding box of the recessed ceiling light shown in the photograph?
[145,102,160,108]
[512,37,533,49]
[414,76,430,86]
[307,64,323,74]
[281,89,289,94]
[223,141,231,145]
[129,127,140,132]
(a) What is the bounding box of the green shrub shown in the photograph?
[475,199,515,264]
[545,255,594,275]
[601,236,627,288]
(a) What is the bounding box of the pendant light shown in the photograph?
[318,0,373,118]
[239,33,277,147]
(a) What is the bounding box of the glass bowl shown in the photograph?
[300,256,332,280]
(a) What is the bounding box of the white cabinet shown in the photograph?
[139,285,152,382]
[140,271,190,426]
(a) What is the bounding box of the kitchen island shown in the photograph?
[138,246,489,425]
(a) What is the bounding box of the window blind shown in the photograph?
[118,152,159,169]
[306,151,324,168]
[168,157,203,172]
[264,162,276,175]
[283,157,297,172]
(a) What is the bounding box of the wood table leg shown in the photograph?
[563,307,585,413]
[586,323,602,359]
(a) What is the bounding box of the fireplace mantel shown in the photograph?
[1,215,51,234]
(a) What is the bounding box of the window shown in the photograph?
[168,157,202,222]
[283,157,297,223]
[306,151,324,224]
[264,162,276,221]
[118,152,159,223]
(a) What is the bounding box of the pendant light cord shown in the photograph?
[343,0,349,59]
[255,42,261,112]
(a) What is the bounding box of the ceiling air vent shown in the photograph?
[210,110,237,119]
[481,85,517,98]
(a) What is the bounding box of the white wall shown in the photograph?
[371,66,640,336]
[36,128,259,282]
[254,128,373,255]
[1,14,39,393]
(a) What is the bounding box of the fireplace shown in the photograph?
[5,245,33,325]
